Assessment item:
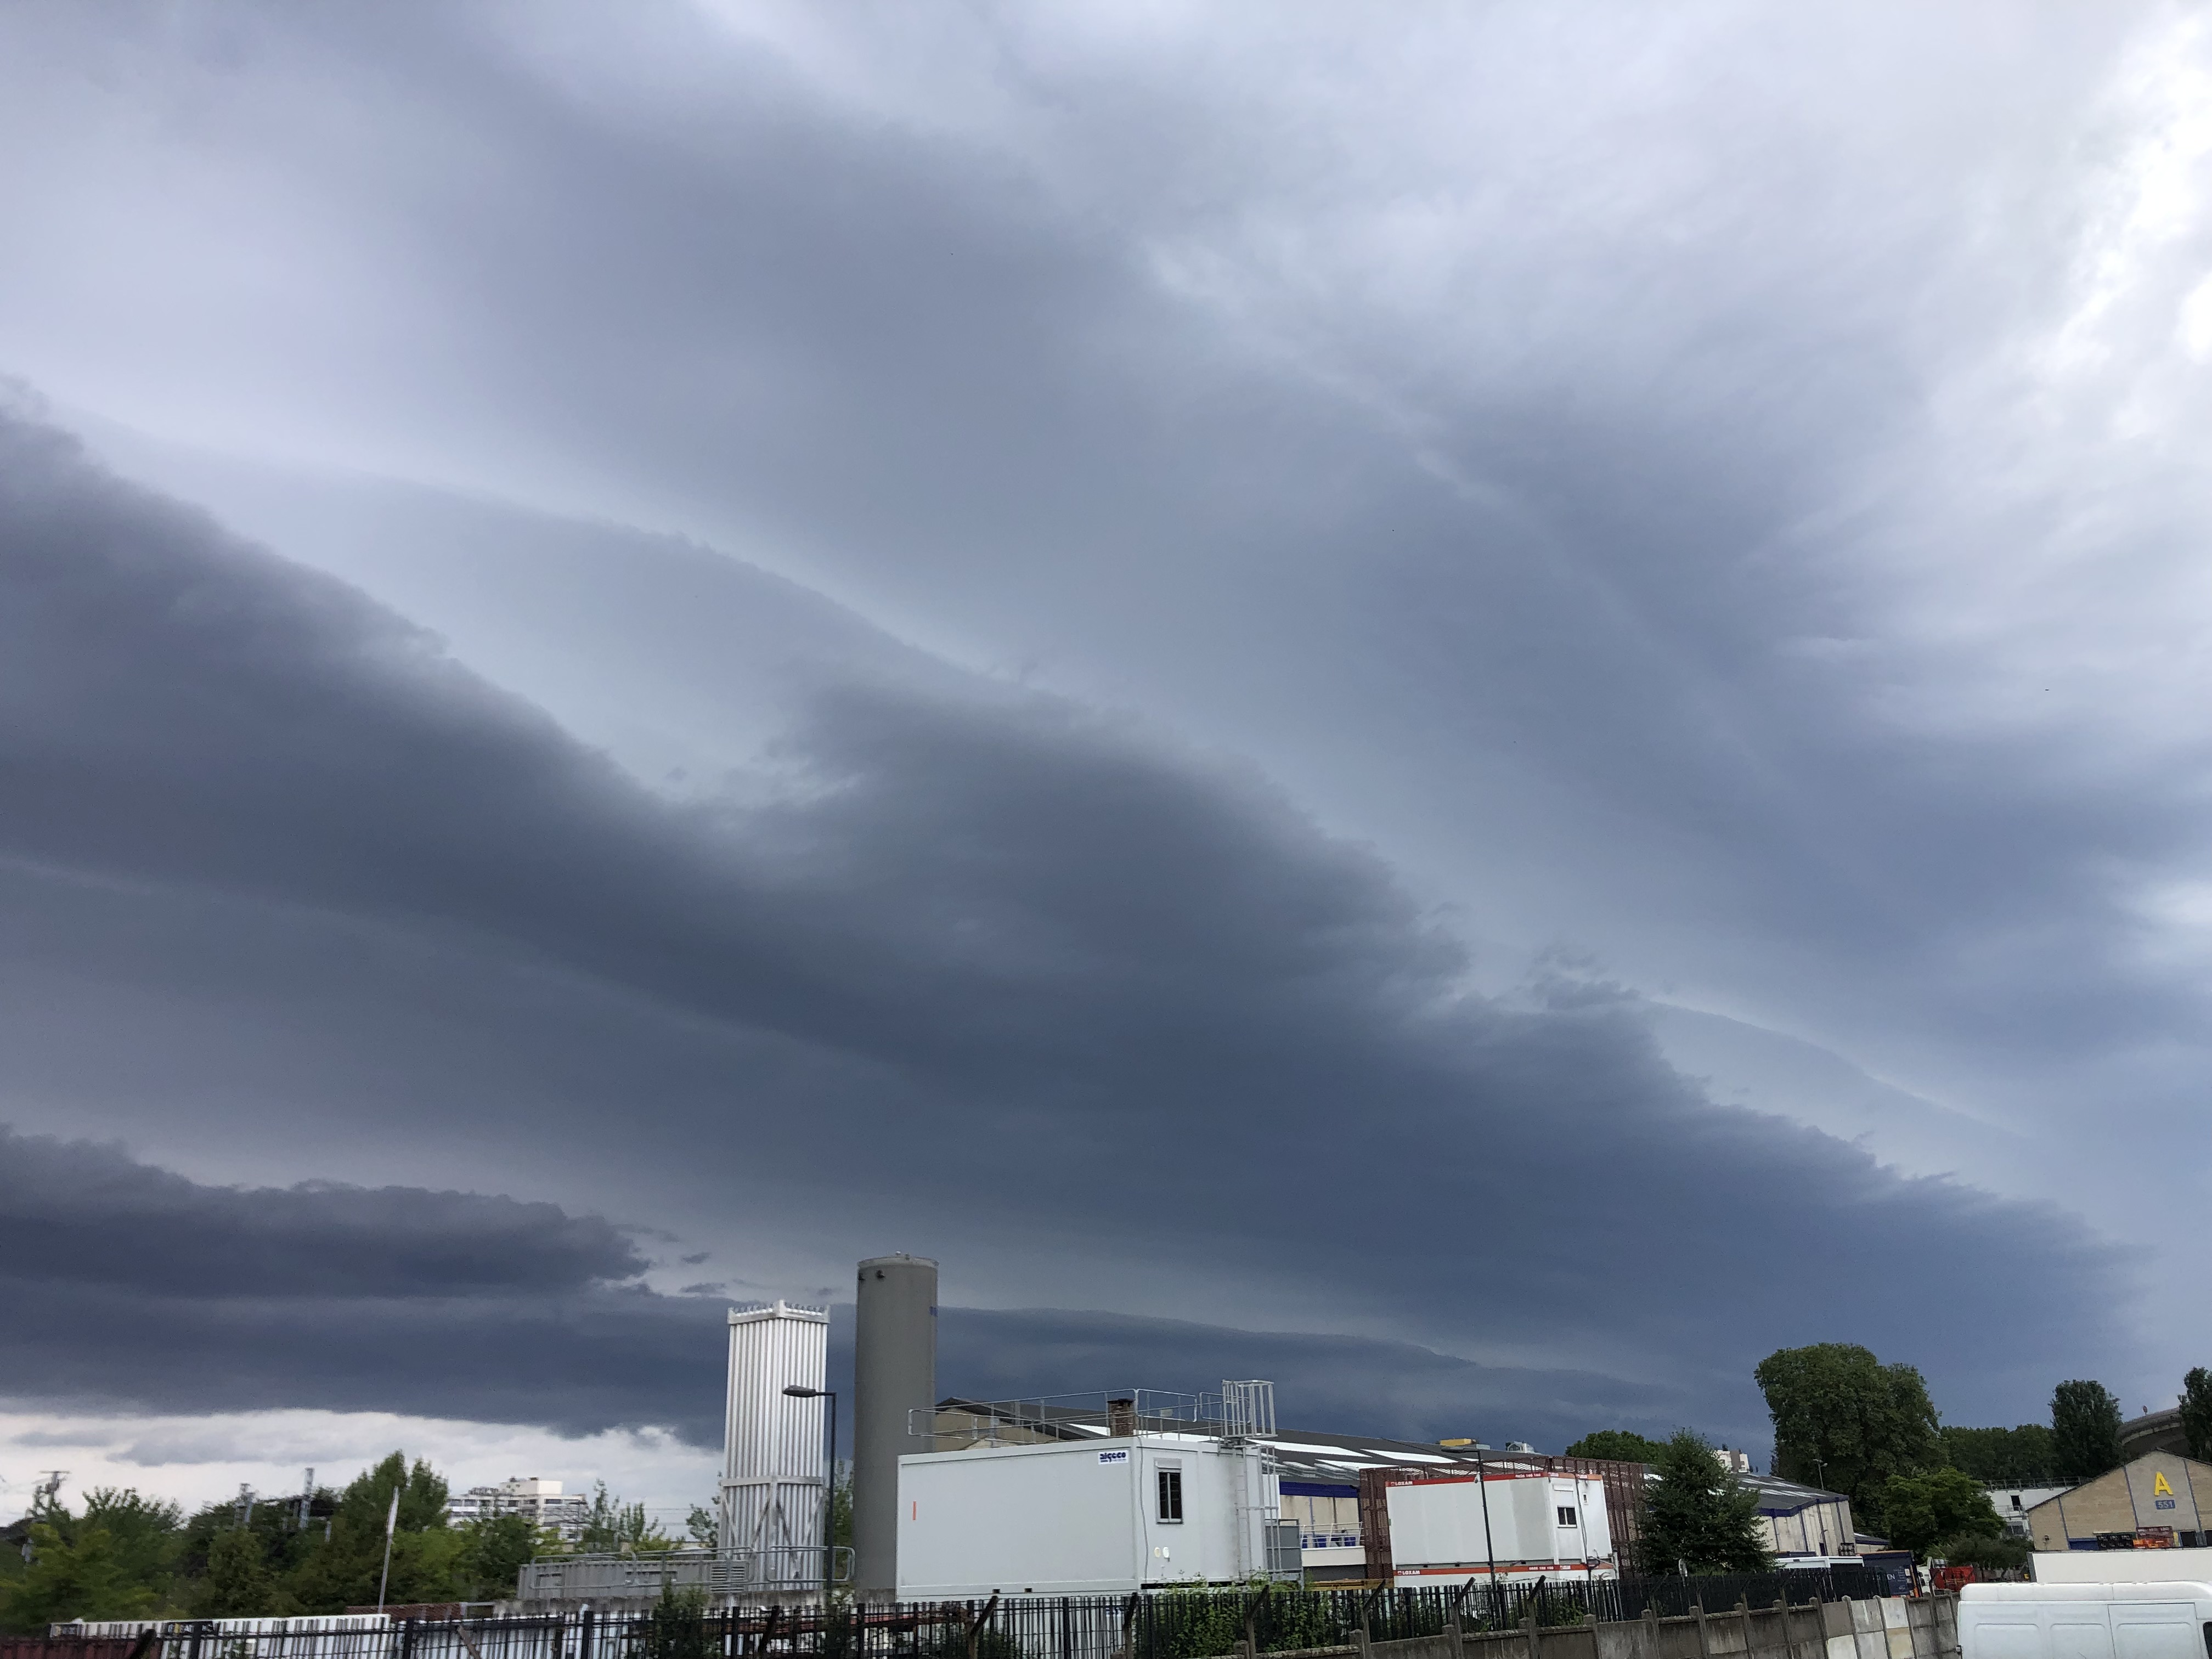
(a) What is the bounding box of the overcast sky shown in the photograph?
[3,1,2209,1520]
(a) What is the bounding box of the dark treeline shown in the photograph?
[1565,1347,2212,1570]
[0,1453,701,1634]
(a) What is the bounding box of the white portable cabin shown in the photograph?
[1959,1582,2212,1659]
[2034,1551,2212,1585]
[1384,1471,1617,1587]
[897,1435,1291,1598]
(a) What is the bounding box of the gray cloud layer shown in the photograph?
[0,1126,1688,1452]
[0,406,2124,1442]
[10,0,2203,1244]
[0,1126,647,1298]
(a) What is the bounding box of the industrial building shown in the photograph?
[2025,1453,2212,1550]
[512,1251,1754,1610]
[447,1478,588,1541]
[2120,1407,2189,1461]
[1741,1471,1856,1562]
[1986,1482,2073,1539]
[923,1396,1645,1587]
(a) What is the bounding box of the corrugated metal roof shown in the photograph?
[929,1398,1847,1504]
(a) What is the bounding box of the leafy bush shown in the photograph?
[1563,1432,1668,1465]
[1881,1468,2005,1561]
[1932,1533,2031,1571]
[638,1584,714,1659]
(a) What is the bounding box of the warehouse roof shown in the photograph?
[930,1397,1847,1508]
[930,1398,1729,1489]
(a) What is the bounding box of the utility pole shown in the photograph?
[377,1487,400,1612]
[298,1470,315,1532]
[1442,1441,1501,1622]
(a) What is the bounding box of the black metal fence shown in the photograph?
[67,1572,1892,1659]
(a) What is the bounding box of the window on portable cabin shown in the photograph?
[1157,1467,1184,1523]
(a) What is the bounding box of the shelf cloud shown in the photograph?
[0,409,2119,1448]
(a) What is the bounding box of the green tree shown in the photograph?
[2180,1370,2212,1462]
[641,1583,714,1659]
[1934,1532,2032,1571]
[197,1526,276,1618]
[578,1483,675,1554]
[80,1491,183,1599]
[830,1464,853,1552]
[0,1489,183,1634]
[1562,1431,1669,1465]
[282,1453,461,1613]
[455,1515,545,1601]
[2051,1381,2124,1482]
[1939,1426,2056,1485]
[1754,1344,1939,1532]
[684,1505,718,1549]
[177,1485,326,1612]
[1640,1429,1773,1576]
[1881,1467,2005,1561]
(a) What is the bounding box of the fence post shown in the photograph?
[1523,1610,1541,1659]
[1736,1599,1750,1658]
[1642,1606,1660,1659]
[1693,1601,1709,1659]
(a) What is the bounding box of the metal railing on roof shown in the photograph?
[514,1546,852,1605]
[921,1390,1232,1449]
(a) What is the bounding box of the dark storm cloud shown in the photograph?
[0,1126,647,1298]
[54,0,2183,1173]
[0,1125,709,1436]
[934,1309,1691,1457]
[0,405,2124,1436]
[0,1124,1683,1450]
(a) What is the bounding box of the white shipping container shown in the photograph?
[1385,1472,1615,1586]
[898,1437,1280,1598]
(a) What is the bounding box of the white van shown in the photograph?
[1960,1582,2212,1659]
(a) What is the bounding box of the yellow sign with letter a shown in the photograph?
[2153,1472,2175,1497]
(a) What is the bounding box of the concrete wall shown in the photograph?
[1255,1596,1957,1659]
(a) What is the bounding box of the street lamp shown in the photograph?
[784,1385,837,1596]
[1442,1439,1500,1622]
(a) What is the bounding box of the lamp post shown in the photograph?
[1442,1438,1500,1623]
[784,1385,838,1597]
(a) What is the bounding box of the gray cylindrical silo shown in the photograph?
[852,1253,937,1598]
